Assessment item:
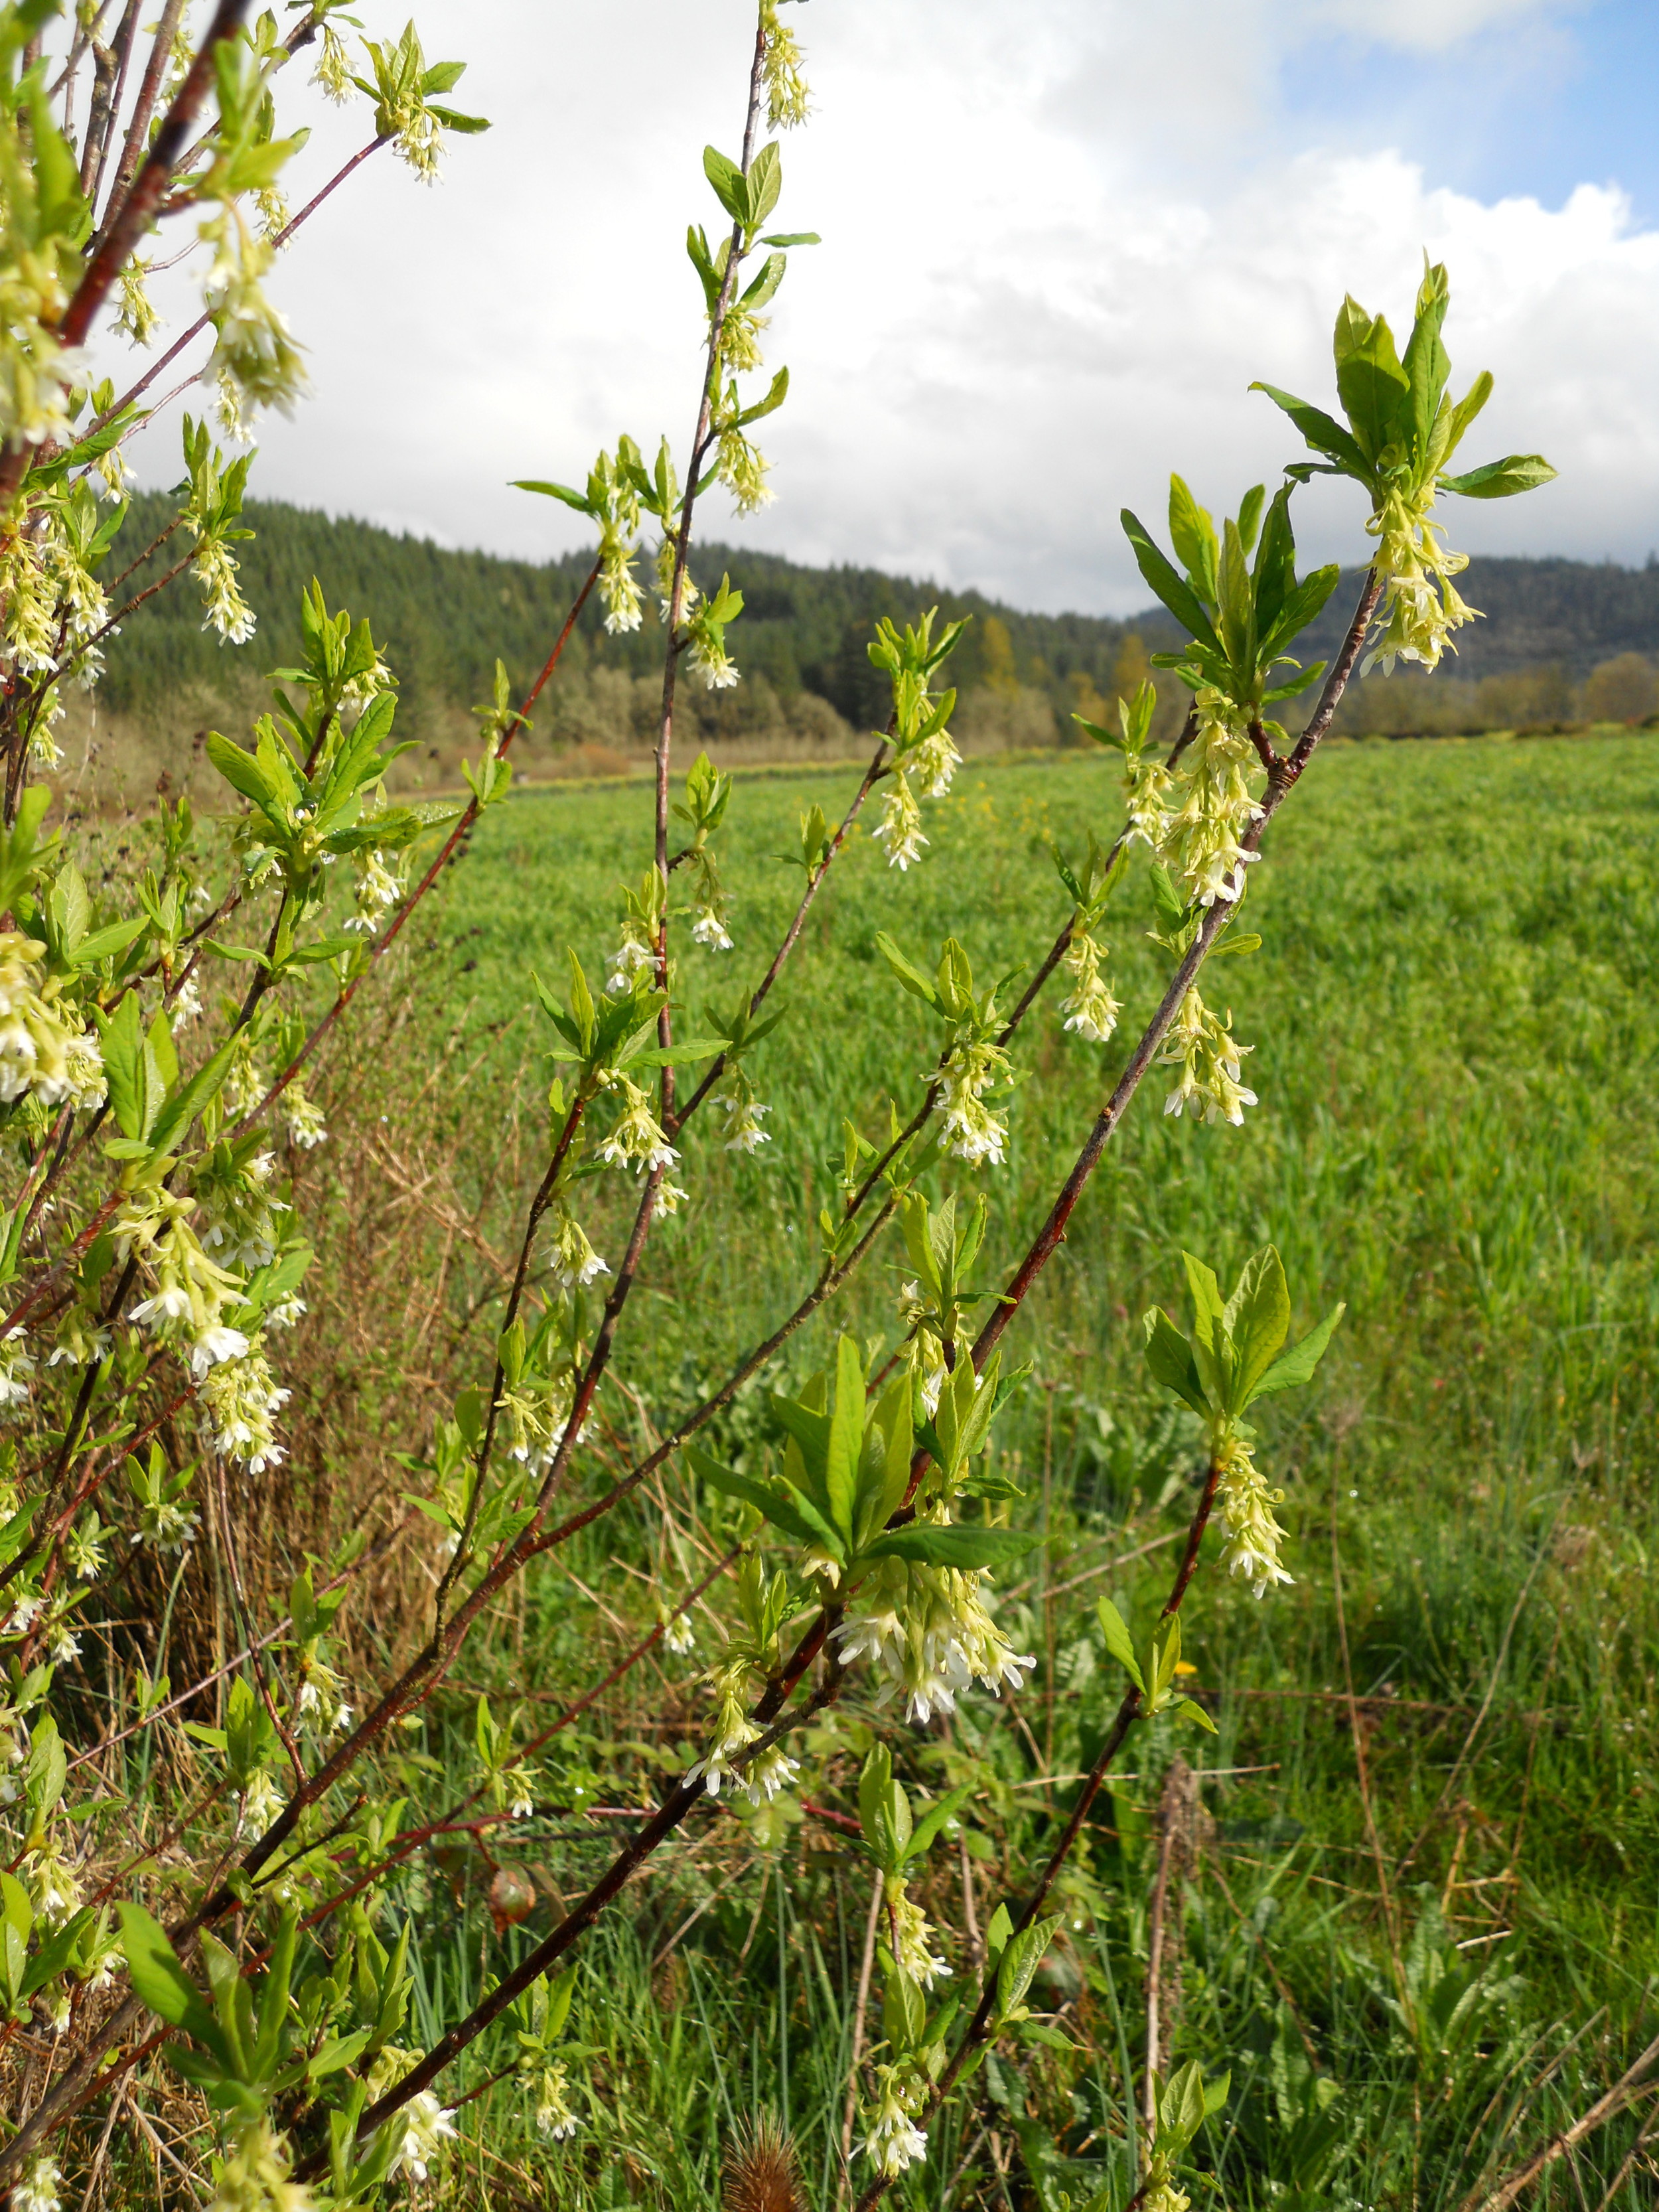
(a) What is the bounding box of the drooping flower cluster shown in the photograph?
[547,1205,610,1293]
[693,1659,800,1805]
[119,1193,253,1377]
[717,1075,771,1155]
[206,2122,313,2212]
[834,1554,1035,1725]
[365,2049,459,2183]
[198,1337,291,1474]
[12,2156,62,2212]
[885,1874,950,1988]
[936,1034,1011,1168]
[1158,986,1258,1127]
[762,0,812,128]
[597,1075,678,1176]
[1059,930,1121,1044]
[200,208,307,428]
[873,770,927,871]
[532,2061,581,2141]
[192,535,257,644]
[344,846,401,932]
[1362,480,1478,677]
[913,723,962,798]
[1214,1436,1293,1598]
[897,1280,948,1417]
[859,2061,930,2177]
[1153,689,1265,909]
[0,934,104,1108]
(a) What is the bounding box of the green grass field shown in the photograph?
[332,731,1659,2208]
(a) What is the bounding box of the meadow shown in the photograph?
[250,728,1659,2209]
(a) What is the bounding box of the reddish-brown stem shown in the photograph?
[70,4,247,355]
[296,1615,843,2179]
[92,0,186,239]
[94,136,390,435]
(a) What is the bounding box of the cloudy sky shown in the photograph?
[111,0,1659,615]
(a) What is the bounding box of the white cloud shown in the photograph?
[103,0,1657,615]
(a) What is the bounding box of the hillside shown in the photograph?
[98,496,1659,765]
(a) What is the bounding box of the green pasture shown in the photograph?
[360,731,1659,2207]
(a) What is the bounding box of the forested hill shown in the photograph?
[101,493,1659,740]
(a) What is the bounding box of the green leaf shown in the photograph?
[996,1913,1062,2021]
[1096,1597,1145,1691]
[117,1903,222,2054]
[1439,370,1494,467]
[824,1335,864,1544]
[145,1035,240,1160]
[687,1443,841,1561]
[1141,1307,1207,1416]
[510,479,595,515]
[861,1524,1039,1572]
[92,993,145,1142]
[1402,259,1451,466]
[1333,297,1411,465]
[1167,477,1218,605]
[1120,509,1220,649]
[1176,1696,1218,1736]
[1223,1247,1291,1414]
[883,1960,926,2051]
[1441,454,1557,500]
[873,932,939,1010]
[902,1784,974,1866]
[702,143,747,224]
[1182,1251,1230,1410]
[1248,1300,1346,1403]
[1248,382,1370,479]
[745,139,782,230]
[204,730,282,817]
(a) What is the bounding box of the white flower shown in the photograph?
[834,1556,1034,1724]
[936,1037,1010,1169]
[689,632,740,690]
[549,1209,610,1291]
[1216,1440,1294,1599]
[533,2061,580,2140]
[912,725,961,798]
[719,1093,771,1154]
[859,2063,929,2177]
[1362,480,1478,677]
[691,906,733,950]
[600,544,644,635]
[887,1879,950,1988]
[392,2091,457,2182]
[190,1323,251,1378]
[743,1745,800,1807]
[200,1339,291,1474]
[597,1078,678,1175]
[605,926,657,996]
[873,771,928,871]
[46,1625,80,1664]
[240,1770,285,1838]
[1158,988,1258,1128]
[1060,931,1121,1045]
[662,1609,695,1657]
[13,2156,62,2212]
[282,1086,327,1149]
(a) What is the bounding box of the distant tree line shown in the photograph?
[98,496,1659,754]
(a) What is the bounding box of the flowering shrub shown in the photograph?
[0,1,1556,2206]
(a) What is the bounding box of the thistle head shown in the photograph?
[721,2112,808,2212]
